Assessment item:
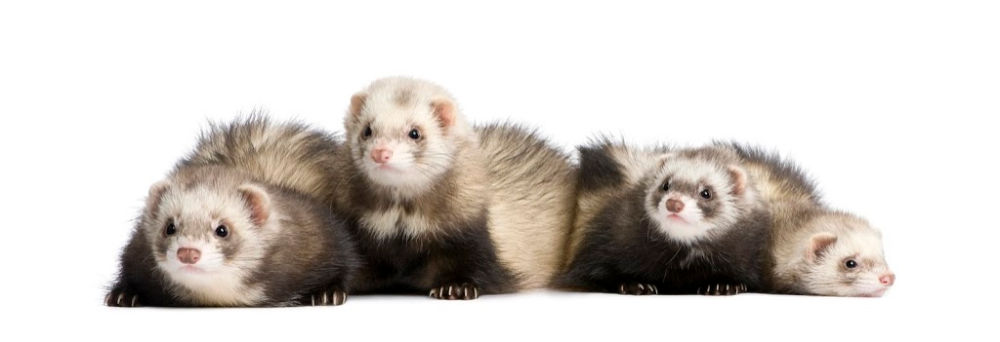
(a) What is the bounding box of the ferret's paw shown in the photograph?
[618,282,659,295]
[429,283,479,300]
[696,283,747,296]
[105,290,140,307]
[310,288,348,306]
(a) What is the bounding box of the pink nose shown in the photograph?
[177,247,201,264]
[371,148,393,164]
[879,273,895,286]
[666,198,685,213]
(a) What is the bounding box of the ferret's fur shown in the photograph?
[718,143,894,297]
[331,77,576,298]
[107,118,359,307]
[182,115,341,203]
[560,142,770,295]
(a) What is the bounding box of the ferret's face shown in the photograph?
[346,96,456,192]
[644,157,747,244]
[144,186,267,292]
[803,218,895,297]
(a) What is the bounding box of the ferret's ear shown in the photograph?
[806,232,838,262]
[430,99,456,128]
[349,93,368,118]
[145,180,171,215]
[727,165,748,196]
[656,152,676,168]
[238,184,271,226]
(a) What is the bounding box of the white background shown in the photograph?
[1,0,997,340]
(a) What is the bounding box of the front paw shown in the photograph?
[309,288,348,306]
[429,283,479,300]
[696,283,747,296]
[105,290,140,307]
[618,282,658,295]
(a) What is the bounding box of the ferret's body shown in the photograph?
[182,116,341,203]
[332,77,575,298]
[107,119,359,307]
[720,143,895,297]
[561,143,769,295]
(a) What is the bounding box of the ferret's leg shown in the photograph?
[426,222,513,300]
[308,287,348,306]
[105,282,141,307]
[695,283,748,296]
[617,282,660,295]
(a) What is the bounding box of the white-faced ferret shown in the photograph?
[560,143,770,295]
[721,143,895,297]
[330,77,576,299]
[106,118,360,307]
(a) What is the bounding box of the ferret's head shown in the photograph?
[344,77,475,195]
[141,174,275,297]
[799,213,894,297]
[643,151,758,244]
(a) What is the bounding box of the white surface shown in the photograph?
[1,0,997,340]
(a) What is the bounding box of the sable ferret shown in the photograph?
[106,118,360,307]
[330,77,576,299]
[720,143,895,297]
[560,141,769,295]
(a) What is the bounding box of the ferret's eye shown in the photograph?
[408,128,421,140]
[164,222,176,236]
[845,259,858,269]
[662,180,670,191]
[363,126,373,138]
[700,189,712,199]
[215,225,229,238]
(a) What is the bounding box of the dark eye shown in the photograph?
[408,128,420,140]
[164,222,176,236]
[662,180,670,191]
[700,189,712,199]
[845,259,858,269]
[363,126,373,138]
[215,225,229,238]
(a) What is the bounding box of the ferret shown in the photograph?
[720,143,895,297]
[560,142,770,295]
[330,77,576,299]
[106,118,360,307]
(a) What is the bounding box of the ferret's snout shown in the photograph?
[879,273,895,286]
[177,247,202,264]
[666,198,685,213]
[371,147,393,164]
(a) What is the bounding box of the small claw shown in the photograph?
[333,291,346,306]
[651,284,658,294]
[619,284,626,294]
[116,293,125,306]
[130,295,139,307]
[429,288,438,298]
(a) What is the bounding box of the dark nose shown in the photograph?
[666,198,685,213]
[879,273,895,286]
[177,247,201,264]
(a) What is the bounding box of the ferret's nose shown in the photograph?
[666,198,685,213]
[177,247,201,264]
[879,273,895,286]
[371,148,393,164]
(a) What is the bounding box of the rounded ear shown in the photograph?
[145,180,171,216]
[806,232,838,262]
[727,165,748,196]
[430,99,455,129]
[655,152,676,168]
[238,184,271,226]
[349,93,368,118]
